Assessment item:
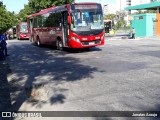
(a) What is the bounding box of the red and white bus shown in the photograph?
[16,22,29,40]
[27,2,105,50]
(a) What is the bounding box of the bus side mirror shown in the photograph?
[68,16,71,24]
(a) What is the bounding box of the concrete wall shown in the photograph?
[131,14,147,37]
[131,13,157,37]
[146,13,156,36]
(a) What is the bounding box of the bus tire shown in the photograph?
[57,40,63,51]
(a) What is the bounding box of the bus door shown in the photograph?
[29,18,33,42]
[61,11,68,47]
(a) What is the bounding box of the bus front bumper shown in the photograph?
[69,39,105,48]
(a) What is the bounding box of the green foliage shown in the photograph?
[134,10,157,14]
[17,4,32,22]
[115,18,126,29]
[137,10,143,14]
[104,14,116,20]
[0,1,18,33]
[0,0,75,31]
[146,10,157,13]
[17,0,74,22]
[28,0,74,14]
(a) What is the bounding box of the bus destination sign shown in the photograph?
[74,5,98,9]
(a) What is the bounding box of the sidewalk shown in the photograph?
[105,33,160,40]
[105,33,130,40]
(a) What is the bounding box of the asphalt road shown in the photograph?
[1,37,160,120]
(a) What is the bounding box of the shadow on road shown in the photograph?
[50,94,66,104]
[0,61,13,120]
[40,44,102,53]
[1,41,160,120]
[2,42,100,114]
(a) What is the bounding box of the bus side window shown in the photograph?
[33,17,38,28]
[37,16,43,28]
[46,13,55,27]
[55,13,61,27]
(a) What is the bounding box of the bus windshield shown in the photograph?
[71,4,104,32]
[20,25,28,33]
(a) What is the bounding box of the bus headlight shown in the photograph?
[101,35,105,40]
[71,37,80,43]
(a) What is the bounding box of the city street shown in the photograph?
[1,37,160,120]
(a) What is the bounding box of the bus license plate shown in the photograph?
[89,42,95,45]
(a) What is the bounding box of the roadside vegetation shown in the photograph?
[0,0,74,33]
[0,1,18,33]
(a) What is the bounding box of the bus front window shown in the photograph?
[71,9,104,32]
[20,25,28,33]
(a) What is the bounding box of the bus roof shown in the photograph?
[17,22,27,25]
[28,6,56,18]
[27,2,100,18]
[74,2,99,4]
[49,5,68,13]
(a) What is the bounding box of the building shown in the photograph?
[125,1,160,37]
[115,0,151,12]
[95,0,159,14]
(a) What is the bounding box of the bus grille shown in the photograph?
[81,40,101,46]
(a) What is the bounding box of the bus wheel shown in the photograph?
[37,37,41,47]
[57,40,63,51]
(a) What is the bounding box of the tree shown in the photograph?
[104,14,116,20]
[17,4,32,22]
[0,1,18,33]
[115,18,126,29]
[28,0,74,14]
[16,0,74,22]
[134,10,157,14]
[116,10,127,19]
[113,11,127,29]
[0,1,5,8]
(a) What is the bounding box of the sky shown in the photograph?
[1,0,151,14]
[1,0,29,13]
[1,0,115,13]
